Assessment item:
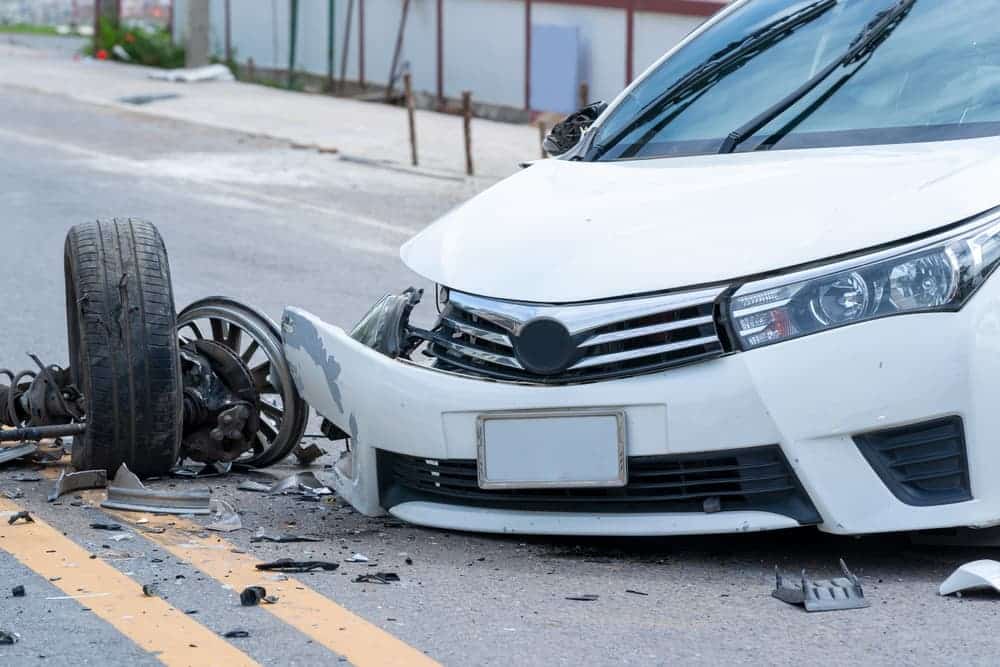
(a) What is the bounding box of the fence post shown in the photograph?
[404,73,418,167]
[579,81,589,109]
[288,0,299,89]
[538,120,546,158]
[462,91,474,176]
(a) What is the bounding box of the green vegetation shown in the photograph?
[0,23,61,36]
[90,19,185,69]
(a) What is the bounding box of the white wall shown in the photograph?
[174,0,722,112]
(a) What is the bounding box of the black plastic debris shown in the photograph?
[625,589,648,596]
[772,559,870,612]
[250,527,323,543]
[293,443,326,466]
[7,511,32,525]
[223,629,250,639]
[240,586,267,606]
[565,594,599,602]
[255,559,339,574]
[353,572,400,585]
[11,585,25,597]
[0,630,18,645]
[142,584,159,597]
[90,523,123,531]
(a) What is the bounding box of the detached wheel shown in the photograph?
[65,219,183,477]
[177,298,308,467]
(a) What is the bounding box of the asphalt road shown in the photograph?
[1,87,999,666]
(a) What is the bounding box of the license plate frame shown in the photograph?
[476,408,628,490]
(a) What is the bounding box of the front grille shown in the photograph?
[854,417,972,507]
[377,446,821,524]
[418,287,726,383]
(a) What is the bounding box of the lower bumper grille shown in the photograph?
[377,446,821,525]
[854,416,971,507]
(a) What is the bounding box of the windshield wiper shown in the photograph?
[718,0,916,153]
[588,0,837,161]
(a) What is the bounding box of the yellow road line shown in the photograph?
[0,498,260,667]
[87,493,439,667]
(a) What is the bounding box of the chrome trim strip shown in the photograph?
[568,335,720,370]
[440,316,513,348]
[448,286,725,336]
[432,335,524,370]
[580,315,714,348]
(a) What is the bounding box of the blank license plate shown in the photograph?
[476,409,627,490]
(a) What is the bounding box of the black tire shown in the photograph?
[65,219,182,478]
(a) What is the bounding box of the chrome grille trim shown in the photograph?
[423,286,728,384]
[569,335,721,370]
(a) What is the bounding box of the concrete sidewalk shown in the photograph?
[0,36,542,182]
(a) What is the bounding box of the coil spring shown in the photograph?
[0,355,82,428]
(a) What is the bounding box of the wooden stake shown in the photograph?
[579,81,589,109]
[404,73,418,167]
[462,91,474,176]
[247,57,255,82]
[538,120,547,158]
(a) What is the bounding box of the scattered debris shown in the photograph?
[102,463,211,515]
[206,500,242,533]
[109,534,133,542]
[49,469,108,502]
[223,629,250,639]
[0,443,38,466]
[255,559,339,574]
[148,64,235,83]
[2,488,22,500]
[250,527,322,543]
[7,511,32,525]
[238,471,333,497]
[89,523,122,531]
[353,572,400,585]
[0,630,18,645]
[240,586,267,606]
[939,560,1000,596]
[565,594,599,602]
[772,560,869,612]
[625,589,648,596]
[292,443,326,466]
[142,584,159,597]
[346,553,370,563]
[173,461,233,479]
[11,585,24,597]
[237,480,272,493]
[405,557,413,565]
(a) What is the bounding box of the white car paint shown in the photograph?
[281,0,1000,536]
[401,138,1000,303]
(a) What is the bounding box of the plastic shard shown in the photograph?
[939,560,1000,596]
[772,559,869,612]
[48,469,108,502]
[102,463,211,515]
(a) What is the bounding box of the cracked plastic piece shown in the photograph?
[206,499,242,532]
[48,469,107,502]
[255,559,339,573]
[349,288,422,358]
[543,101,608,156]
[0,443,38,466]
[939,560,1000,596]
[772,559,869,612]
[102,463,211,515]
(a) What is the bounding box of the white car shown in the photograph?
[282,0,1000,536]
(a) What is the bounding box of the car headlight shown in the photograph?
[729,208,1000,350]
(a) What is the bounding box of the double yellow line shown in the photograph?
[0,487,439,666]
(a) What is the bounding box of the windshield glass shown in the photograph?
[588,0,1000,160]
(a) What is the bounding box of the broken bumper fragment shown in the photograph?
[281,272,1000,536]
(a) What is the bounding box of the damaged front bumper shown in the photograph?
[281,272,1000,537]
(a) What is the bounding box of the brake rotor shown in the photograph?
[181,339,260,463]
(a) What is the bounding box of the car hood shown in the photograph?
[401,137,1000,303]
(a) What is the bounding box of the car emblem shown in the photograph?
[513,318,575,375]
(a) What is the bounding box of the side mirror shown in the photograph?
[543,101,608,157]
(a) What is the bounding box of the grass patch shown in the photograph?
[0,23,61,36]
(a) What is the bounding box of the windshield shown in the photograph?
[588,0,1000,160]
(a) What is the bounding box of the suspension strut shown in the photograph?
[0,355,87,443]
